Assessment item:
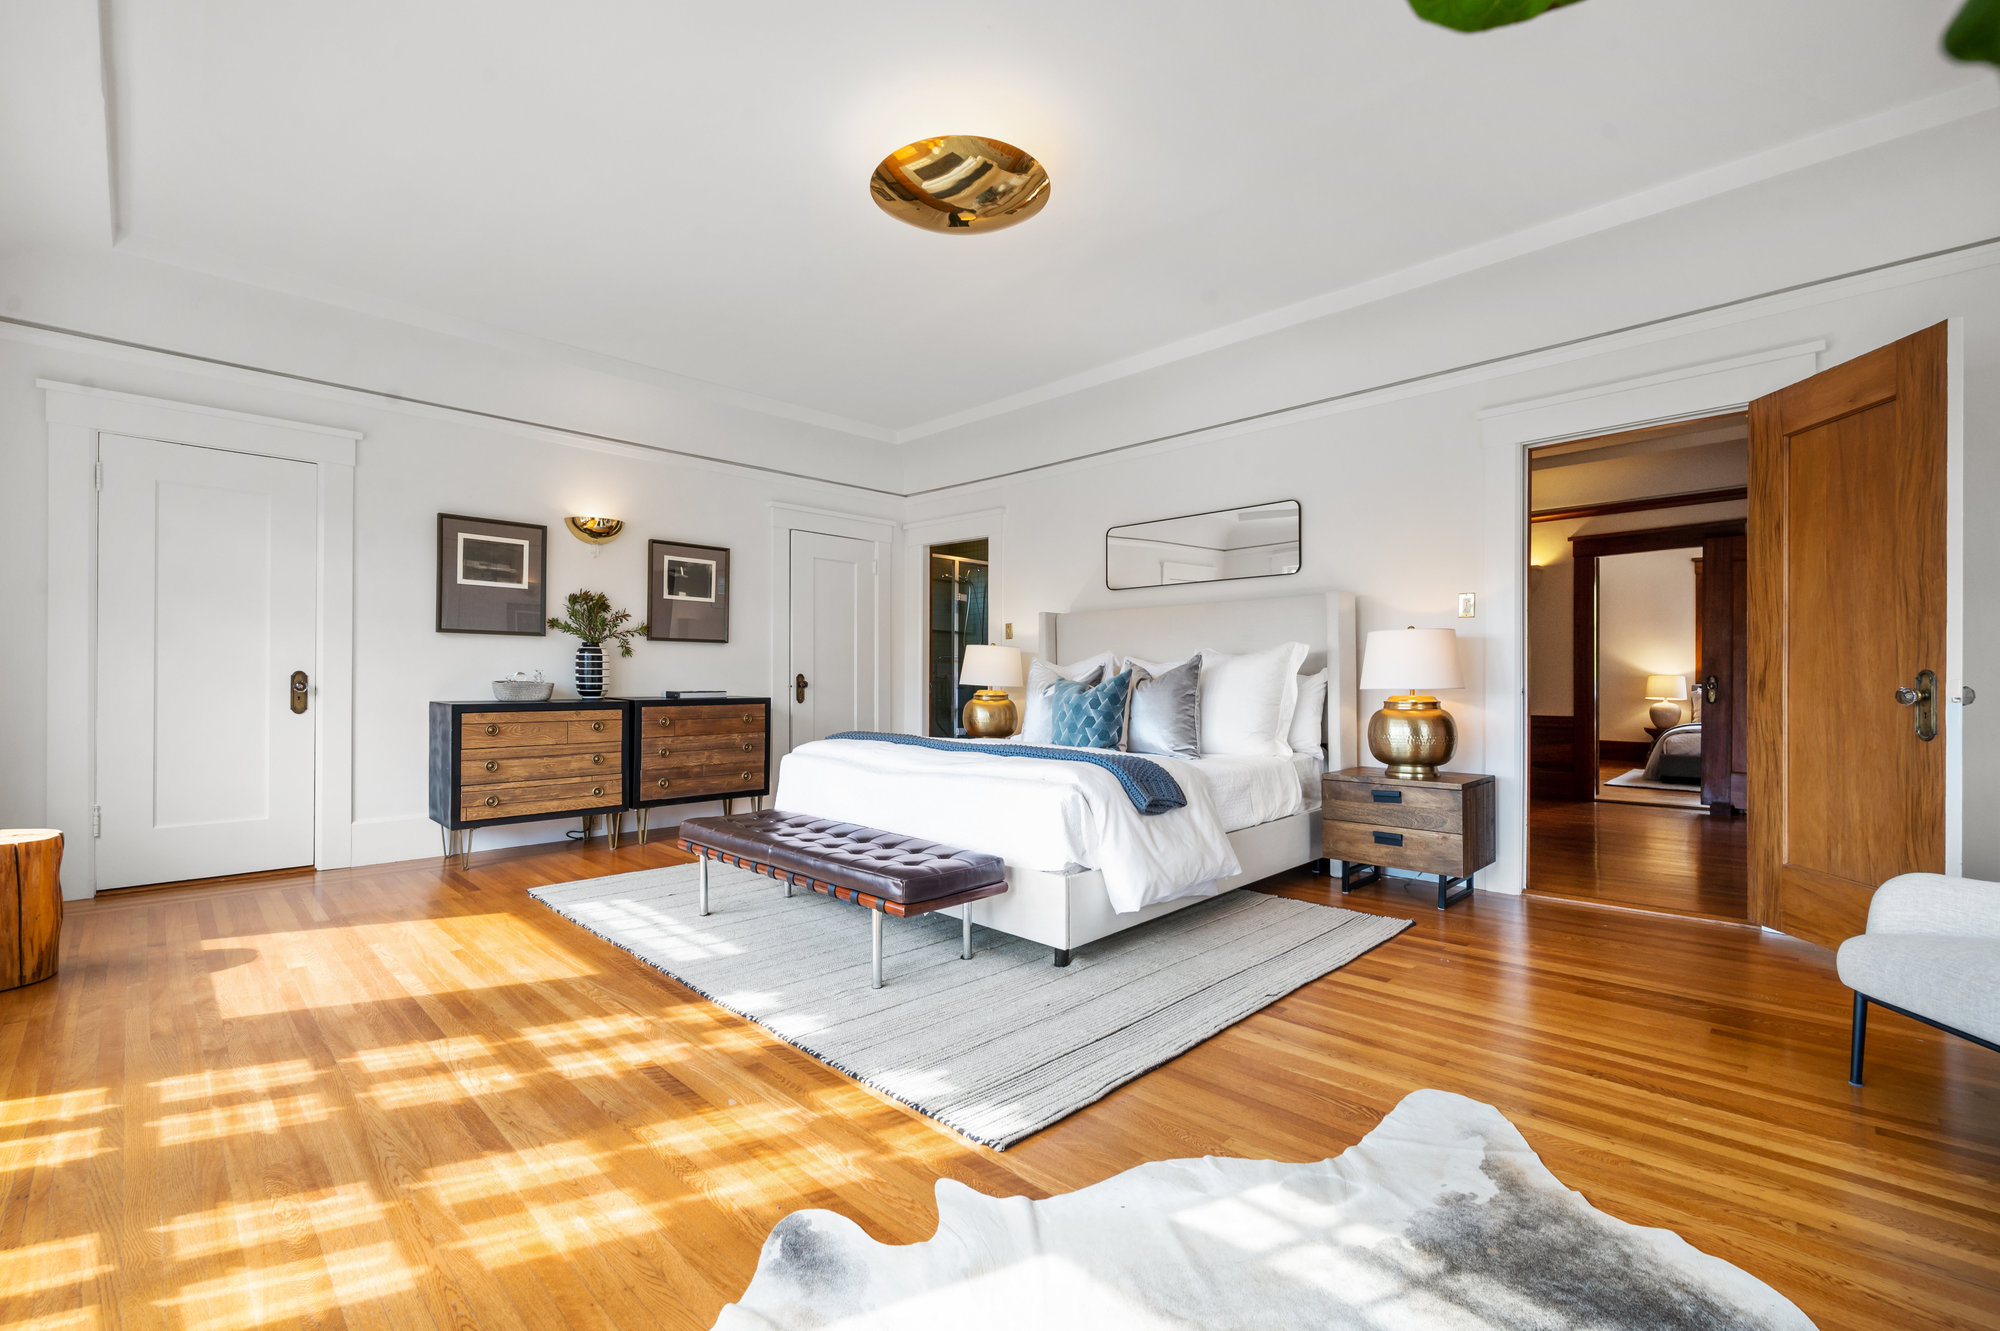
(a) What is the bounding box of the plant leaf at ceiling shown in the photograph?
[1946,0,2000,68]
[1408,0,1584,33]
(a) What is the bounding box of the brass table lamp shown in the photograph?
[958,644,1025,739]
[1359,627,1465,780]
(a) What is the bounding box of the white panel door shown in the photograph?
[788,531,877,746]
[95,434,319,888]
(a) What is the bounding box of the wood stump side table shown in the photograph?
[0,829,63,989]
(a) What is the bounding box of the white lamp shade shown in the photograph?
[960,644,1024,689]
[1645,674,1690,701]
[1359,628,1464,693]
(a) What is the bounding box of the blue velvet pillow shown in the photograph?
[1049,670,1133,750]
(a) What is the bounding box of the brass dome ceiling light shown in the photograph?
[869,135,1050,234]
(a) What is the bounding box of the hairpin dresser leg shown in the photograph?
[459,828,473,871]
[699,854,711,916]
[637,807,650,845]
[871,910,885,989]
[609,813,620,851]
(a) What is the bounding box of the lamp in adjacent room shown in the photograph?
[1359,627,1465,780]
[1645,674,1690,730]
[958,644,1025,739]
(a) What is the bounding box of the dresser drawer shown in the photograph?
[462,711,622,748]
[639,763,765,800]
[461,775,622,821]
[1323,819,1469,877]
[639,733,764,765]
[637,704,765,737]
[462,749,618,785]
[1323,780,1462,831]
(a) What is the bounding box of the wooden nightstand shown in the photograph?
[1322,767,1496,909]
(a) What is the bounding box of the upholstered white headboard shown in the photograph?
[1037,590,1358,769]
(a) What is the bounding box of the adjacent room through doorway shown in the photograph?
[1525,415,1751,922]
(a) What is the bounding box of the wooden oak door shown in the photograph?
[1698,532,1748,814]
[1748,323,1947,948]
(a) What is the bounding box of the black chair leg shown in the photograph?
[1849,992,1868,1086]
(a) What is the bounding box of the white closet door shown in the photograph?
[788,531,877,747]
[95,434,319,888]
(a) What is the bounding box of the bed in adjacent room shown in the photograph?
[771,590,1357,959]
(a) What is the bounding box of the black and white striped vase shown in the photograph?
[574,641,605,698]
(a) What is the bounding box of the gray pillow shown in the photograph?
[1125,657,1201,758]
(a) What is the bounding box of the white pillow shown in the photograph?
[1289,669,1329,757]
[1197,642,1309,756]
[1020,652,1118,744]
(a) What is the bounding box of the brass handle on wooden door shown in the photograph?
[794,673,808,704]
[290,671,309,714]
[1894,669,1940,741]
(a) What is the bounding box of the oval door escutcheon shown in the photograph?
[289,670,309,714]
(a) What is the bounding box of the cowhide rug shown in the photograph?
[714,1089,1814,1330]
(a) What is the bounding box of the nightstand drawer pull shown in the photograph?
[1371,789,1403,803]
[484,759,498,772]
[591,753,604,765]
[591,720,604,732]
[1372,830,1404,847]
[591,785,603,797]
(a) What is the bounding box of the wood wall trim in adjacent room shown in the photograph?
[1531,486,1748,524]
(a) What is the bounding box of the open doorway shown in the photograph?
[927,539,989,736]
[1525,415,1751,921]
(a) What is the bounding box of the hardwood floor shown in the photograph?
[3,839,1996,1329]
[1530,786,1751,921]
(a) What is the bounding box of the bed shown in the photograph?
[773,590,1358,958]
[1642,721,1702,785]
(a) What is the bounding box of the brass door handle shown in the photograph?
[795,673,808,704]
[290,670,309,714]
[1702,674,1719,705]
[1895,669,1940,741]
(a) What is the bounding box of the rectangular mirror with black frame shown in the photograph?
[1105,499,1301,590]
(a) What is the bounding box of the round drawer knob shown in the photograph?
[657,777,671,790]
[741,742,753,752]
[484,723,499,736]
[484,759,498,772]
[657,745,670,757]
[658,717,673,728]
[484,795,499,807]
[591,720,604,732]
[740,770,751,782]
[591,786,604,797]
[742,713,755,723]
[592,753,604,765]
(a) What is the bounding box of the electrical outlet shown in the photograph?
[1457,593,1476,619]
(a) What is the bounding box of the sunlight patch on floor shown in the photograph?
[0,1234,109,1297]
[0,1088,109,1128]
[154,1243,412,1331]
[151,1092,331,1147]
[155,1184,387,1262]
[0,1128,106,1171]
[155,1059,318,1103]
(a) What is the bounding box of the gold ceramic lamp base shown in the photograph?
[1367,694,1457,780]
[962,690,1019,739]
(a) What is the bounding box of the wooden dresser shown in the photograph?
[622,697,771,842]
[1322,767,1495,909]
[429,700,628,866]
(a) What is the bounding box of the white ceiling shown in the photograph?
[3,1,1988,440]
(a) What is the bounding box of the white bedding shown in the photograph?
[773,740,1307,913]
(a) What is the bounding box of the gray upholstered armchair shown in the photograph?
[1837,873,2000,1085]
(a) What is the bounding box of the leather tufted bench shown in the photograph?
[676,810,1009,988]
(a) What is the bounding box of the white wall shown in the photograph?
[1597,548,1699,743]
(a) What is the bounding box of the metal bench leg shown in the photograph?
[962,904,973,960]
[1850,992,1868,1086]
[871,910,884,989]
[699,854,711,916]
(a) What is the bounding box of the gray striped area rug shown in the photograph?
[530,862,1410,1149]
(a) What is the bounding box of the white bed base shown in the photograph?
[967,807,1325,955]
[963,588,1356,959]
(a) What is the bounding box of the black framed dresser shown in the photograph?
[429,700,628,867]
[619,696,771,843]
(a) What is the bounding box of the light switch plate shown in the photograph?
[1005,622,1013,639]
[1457,593,1476,619]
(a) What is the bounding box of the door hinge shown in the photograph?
[94,460,103,491]
[91,805,102,837]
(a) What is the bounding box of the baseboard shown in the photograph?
[345,800,740,868]
[1599,740,1652,766]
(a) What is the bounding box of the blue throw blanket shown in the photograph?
[825,732,1187,815]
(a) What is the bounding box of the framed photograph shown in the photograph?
[437,513,547,635]
[647,540,730,642]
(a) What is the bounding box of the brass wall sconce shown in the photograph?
[566,517,625,545]
[870,135,1051,234]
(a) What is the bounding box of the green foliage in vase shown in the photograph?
[1408,0,1583,32]
[547,589,648,657]
[1947,0,2000,67]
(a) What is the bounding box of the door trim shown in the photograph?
[41,381,359,899]
[901,508,1007,736]
[1569,520,1747,803]
[766,502,896,760]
